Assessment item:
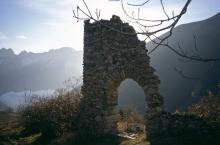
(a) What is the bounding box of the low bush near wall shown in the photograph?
[18,88,81,139]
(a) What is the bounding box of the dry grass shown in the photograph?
[0,112,40,145]
[188,89,220,122]
[18,89,81,139]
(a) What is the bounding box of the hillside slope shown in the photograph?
[0,47,83,95]
[149,12,220,111]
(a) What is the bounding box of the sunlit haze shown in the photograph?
[0,0,219,53]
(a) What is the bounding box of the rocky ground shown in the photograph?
[0,112,149,145]
[1,111,220,145]
[149,112,220,145]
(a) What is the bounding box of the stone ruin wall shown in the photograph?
[79,15,164,137]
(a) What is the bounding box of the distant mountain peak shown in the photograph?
[0,48,15,57]
[0,47,83,96]
[49,47,78,53]
[19,50,28,55]
[0,48,14,53]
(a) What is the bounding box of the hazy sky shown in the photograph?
[0,0,219,54]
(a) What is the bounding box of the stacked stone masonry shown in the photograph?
[79,15,164,137]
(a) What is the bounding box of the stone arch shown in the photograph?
[103,68,163,132]
[117,78,147,115]
[105,68,163,107]
[79,15,164,137]
[105,77,146,132]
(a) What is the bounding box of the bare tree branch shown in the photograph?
[174,61,216,80]
[160,0,170,19]
[72,0,220,62]
[151,41,220,62]
[127,0,150,7]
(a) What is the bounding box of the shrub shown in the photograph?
[188,86,220,122]
[118,106,145,133]
[18,78,81,138]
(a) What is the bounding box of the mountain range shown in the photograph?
[0,12,220,112]
[0,47,83,95]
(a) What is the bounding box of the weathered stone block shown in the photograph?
[79,15,164,138]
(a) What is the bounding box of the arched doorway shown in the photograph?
[80,16,164,137]
[117,79,146,134]
[117,79,147,115]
